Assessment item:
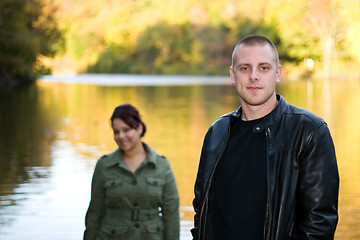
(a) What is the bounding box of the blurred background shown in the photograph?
[1,0,360,84]
[0,0,360,239]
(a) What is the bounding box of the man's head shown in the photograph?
[231,35,280,68]
[230,35,281,118]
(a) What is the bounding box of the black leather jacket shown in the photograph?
[191,94,339,240]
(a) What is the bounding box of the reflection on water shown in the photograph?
[0,76,359,239]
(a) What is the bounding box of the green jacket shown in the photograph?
[84,142,180,240]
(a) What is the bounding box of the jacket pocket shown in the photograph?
[146,177,165,197]
[146,221,164,240]
[99,223,129,239]
[104,179,123,198]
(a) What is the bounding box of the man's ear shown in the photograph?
[230,66,235,85]
[276,65,282,83]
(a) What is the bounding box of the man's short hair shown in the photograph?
[231,35,279,67]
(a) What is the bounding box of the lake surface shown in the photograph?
[0,74,359,239]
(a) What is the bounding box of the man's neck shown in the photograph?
[241,96,278,121]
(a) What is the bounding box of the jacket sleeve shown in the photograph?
[84,159,105,240]
[191,148,205,239]
[162,159,180,240]
[191,128,212,240]
[293,123,339,239]
[191,116,231,240]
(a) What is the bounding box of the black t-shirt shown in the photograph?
[213,116,267,240]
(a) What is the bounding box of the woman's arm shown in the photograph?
[161,159,180,240]
[84,159,106,240]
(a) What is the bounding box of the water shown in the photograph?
[0,75,359,239]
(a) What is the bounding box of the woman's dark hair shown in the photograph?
[110,104,147,137]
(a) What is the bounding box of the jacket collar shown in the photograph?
[229,94,287,133]
[104,142,157,168]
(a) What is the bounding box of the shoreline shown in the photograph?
[40,74,231,86]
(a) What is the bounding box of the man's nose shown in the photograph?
[250,69,259,81]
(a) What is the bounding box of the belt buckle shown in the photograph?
[131,208,139,221]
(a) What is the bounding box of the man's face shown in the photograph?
[230,44,281,109]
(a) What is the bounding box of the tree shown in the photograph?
[0,0,63,88]
[264,0,322,64]
[303,0,341,78]
[47,0,359,78]
[339,0,360,63]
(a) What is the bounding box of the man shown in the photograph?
[191,35,339,240]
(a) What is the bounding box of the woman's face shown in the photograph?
[112,118,143,152]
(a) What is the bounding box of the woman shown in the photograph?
[84,104,179,240]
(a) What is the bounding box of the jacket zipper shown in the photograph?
[198,121,232,240]
[265,127,272,240]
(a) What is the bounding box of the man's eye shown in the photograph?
[240,67,249,71]
[123,128,130,132]
[260,66,270,71]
